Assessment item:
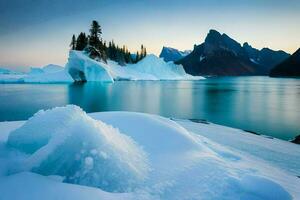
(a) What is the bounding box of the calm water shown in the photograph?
[0,77,299,140]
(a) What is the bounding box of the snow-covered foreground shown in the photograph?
[0,106,299,200]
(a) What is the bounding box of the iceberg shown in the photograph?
[0,51,203,83]
[0,68,20,75]
[0,106,299,200]
[0,65,73,83]
[42,64,64,73]
[23,68,73,83]
[66,50,204,82]
[0,67,26,83]
[66,51,114,82]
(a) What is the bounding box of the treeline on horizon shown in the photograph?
[70,20,147,65]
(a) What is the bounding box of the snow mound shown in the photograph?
[90,112,200,155]
[66,51,114,82]
[7,105,149,192]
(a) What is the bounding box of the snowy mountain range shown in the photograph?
[159,47,191,62]
[175,29,290,76]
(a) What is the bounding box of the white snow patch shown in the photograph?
[250,58,259,64]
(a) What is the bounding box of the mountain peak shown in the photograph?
[294,48,300,55]
[243,42,251,48]
[205,29,222,44]
[177,29,290,76]
[159,46,191,62]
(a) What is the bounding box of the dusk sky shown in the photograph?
[0,0,300,71]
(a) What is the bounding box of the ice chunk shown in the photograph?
[7,105,149,192]
[66,51,114,82]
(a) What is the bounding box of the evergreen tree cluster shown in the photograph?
[70,20,147,64]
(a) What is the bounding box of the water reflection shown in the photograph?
[0,77,299,140]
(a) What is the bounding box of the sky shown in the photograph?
[0,0,300,71]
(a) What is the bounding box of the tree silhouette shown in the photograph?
[70,34,76,50]
[70,20,148,64]
[76,32,88,51]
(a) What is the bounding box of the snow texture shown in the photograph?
[7,106,149,192]
[0,106,299,200]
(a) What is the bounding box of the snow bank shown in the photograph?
[7,106,149,192]
[66,51,204,82]
[1,108,299,200]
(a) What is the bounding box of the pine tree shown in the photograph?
[140,44,147,59]
[136,51,140,63]
[76,32,88,51]
[141,45,144,59]
[69,20,142,65]
[89,20,102,49]
[70,34,76,50]
[143,46,147,58]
